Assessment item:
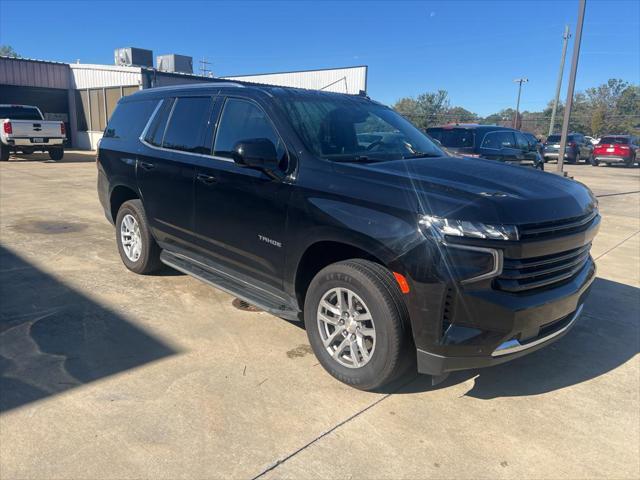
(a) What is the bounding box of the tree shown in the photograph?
[445,106,478,123]
[393,90,451,129]
[0,45,20,58]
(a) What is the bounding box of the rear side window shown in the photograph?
[103,100,157,140]
[162,96,213,154]
[144,98,174,147]
[213,98,285,160]
[481,131,515,149]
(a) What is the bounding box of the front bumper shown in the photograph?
[412,249,596,375]
[543,151,575,161]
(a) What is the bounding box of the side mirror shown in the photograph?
[232,138,279,171]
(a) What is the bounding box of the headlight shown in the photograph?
[419,215,519,241]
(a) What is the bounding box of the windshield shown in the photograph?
[0,106,43,121]
[426,128,475,149]
[599,137,628,145]
[276,94,444,162]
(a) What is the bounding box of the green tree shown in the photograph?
[0,45,20,58]
[393,90,451,129]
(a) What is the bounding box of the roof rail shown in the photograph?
[145,82,245,92]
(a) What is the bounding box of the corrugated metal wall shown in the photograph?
[223,66,367,94]
[0,57,70,89]
[70,64,142,89]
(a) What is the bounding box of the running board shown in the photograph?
[160,250,300,321]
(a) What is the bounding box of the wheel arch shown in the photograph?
[293,238,396,309]
[110,184,140,222]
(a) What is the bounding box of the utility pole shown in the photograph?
[513,78,528,129]
[199,57,212,77]
[549,25,571,137]
[557,0,586,174]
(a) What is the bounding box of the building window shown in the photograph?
[75,85,139,132]
[75,90,89,131]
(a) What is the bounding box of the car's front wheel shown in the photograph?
[115,199,162,274]
[590,155,599,167]
[304,259,414,391]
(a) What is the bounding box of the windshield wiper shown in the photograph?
[334,155,379,163]
[403,152,442,159]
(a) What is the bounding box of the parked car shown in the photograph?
[522,131,544,157]
[0,104,66,161]
[98,84,599,390]
[543,133,593,164]
[591,135,638,167]
[426,124,544,169]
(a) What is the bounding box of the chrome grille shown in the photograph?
[496,243,592,293]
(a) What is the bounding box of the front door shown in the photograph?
[193,96,292,289]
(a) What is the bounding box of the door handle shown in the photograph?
[139,161,155,170]
[197,173,217,185]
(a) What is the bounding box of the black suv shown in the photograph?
[543,133,593,164]
[426,124,544,169]
[98,84,599,390]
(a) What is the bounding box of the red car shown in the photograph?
[591,135,638,167]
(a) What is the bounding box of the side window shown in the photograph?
[515,132,529,150]
[213,98,286,161]
[481,131,515,149]
[162,96,213,154]
[103,99,157,140]
[144,98,174,147]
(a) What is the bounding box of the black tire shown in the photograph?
[48,148,64,161]
[304,259,414,391]
[590,155,599,167]
[625,154,635,168]
[0,144,9,161]
[115,199,162,274]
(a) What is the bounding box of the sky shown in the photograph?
[1,0,638,116]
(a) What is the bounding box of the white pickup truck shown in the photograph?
[1,104,66,161]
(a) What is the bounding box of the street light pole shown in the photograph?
[513,78,528,129]
[549,25,571,137]
[557,0,587,174]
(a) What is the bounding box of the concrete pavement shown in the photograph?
[0,152,638,479]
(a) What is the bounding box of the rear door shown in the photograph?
[137,95,214,251]
[193,95,292,289]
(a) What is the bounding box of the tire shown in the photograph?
[48,148,64,161]
[0,144,9,161]
[625,154,635,168]
[115,199,162,274]
[590,155,599,167]
[304,259,414,391]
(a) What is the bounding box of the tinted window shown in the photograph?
[163,96,213,154]
[515,132,529,150]
[0,106,42,120]
[144,98,174,146]
[103,99,158,140]
[214,98,285,160]
[426,128,475,149]
[481,131,515,149]
[599,136,629,145]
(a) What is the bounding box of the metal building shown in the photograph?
[223,65,368,94]
[1,55,369,150]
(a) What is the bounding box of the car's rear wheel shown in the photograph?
[115,199,162,274]
[48,148,64,161]
[0,144,9,161]
[304,259,414,391]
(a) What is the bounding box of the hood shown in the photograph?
[332,156,596,225]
